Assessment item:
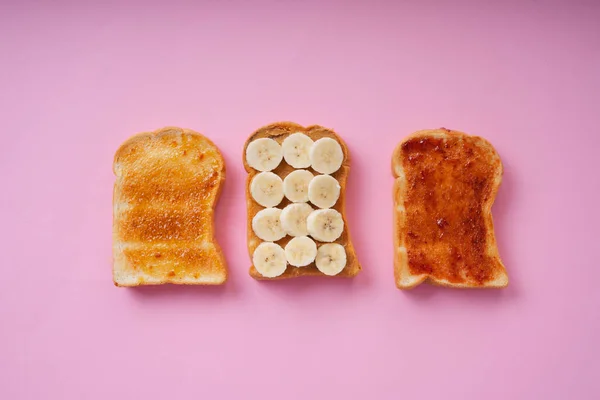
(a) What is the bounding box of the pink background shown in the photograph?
[1,0,599,399]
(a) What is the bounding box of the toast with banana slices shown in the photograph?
[243,122,361,279]
[392,128,508,289]
[113,127,227,286]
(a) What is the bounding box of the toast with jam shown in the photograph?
[392,128,508,289]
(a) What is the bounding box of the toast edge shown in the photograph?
[244,121,361,280]
[112,126,228,286]
[392,128,508,289]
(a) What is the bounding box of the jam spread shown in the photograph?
[400,135,503,285]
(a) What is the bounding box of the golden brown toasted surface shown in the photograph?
[244,122,361,279]
[119,245,224,280]
[113,127,227,286]
[392,128,507,288]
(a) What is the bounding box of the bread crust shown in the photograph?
[244,122,361,280]
[113,127,227,286]
[392,128,507,289]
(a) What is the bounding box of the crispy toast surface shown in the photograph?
[244,122,361,279]
[113,127,227,286]
[392,128,507,289]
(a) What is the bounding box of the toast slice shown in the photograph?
[244,122,361,279]
[112,127,227,286]
[392,128,508,289]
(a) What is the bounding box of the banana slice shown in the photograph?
[315,243,347,276]
[253,242,287,278]
[280,203,314,237]
[250,172,284,207]
[307,174,341,209]
[252,207,286,241]
[282,132,313,168]
[309,137,343,174]
[283,169,314,203]
[284,236,317,267]
[306,209,344,242]
[246,138,283,171]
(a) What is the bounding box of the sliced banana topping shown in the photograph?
[250,171,284,207]
[315,243,347,276]
[309,137,343,174]
[284,236,317,267]
[308,174,341,209]
[253,242,287,278]
[246,138,283,172]
[280,203,314,237]
[306,209,344,242]
[283,169,314,203]
[282,132,313,168]
[252,207,286,242]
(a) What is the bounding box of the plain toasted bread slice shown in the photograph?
[113,127,227,286]
[244,122,361,279]
[392,128,507,289]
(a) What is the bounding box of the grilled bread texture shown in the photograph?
[113,127,227,286]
